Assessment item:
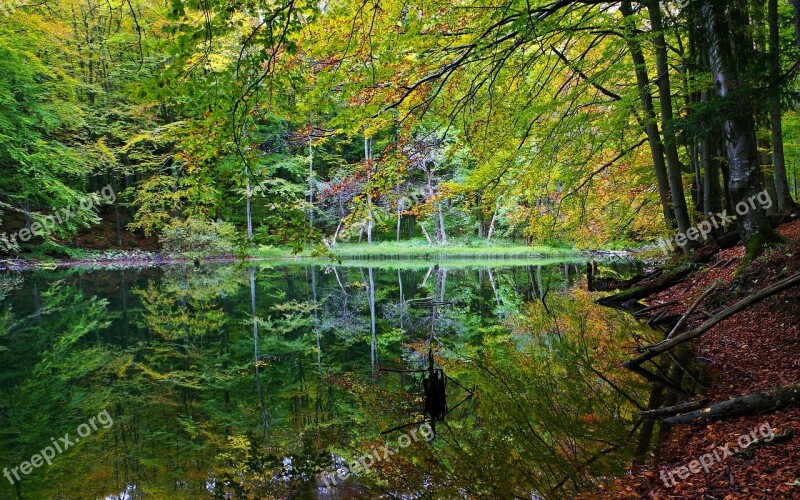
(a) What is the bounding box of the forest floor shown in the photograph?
[611,219,800,499]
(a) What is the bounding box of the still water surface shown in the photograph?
[0,259,661,498]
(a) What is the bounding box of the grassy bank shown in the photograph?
[253,238,581,260]
[2,238,586,270]
[255,256,586,271]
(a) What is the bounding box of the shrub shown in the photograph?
[159,218,237,255]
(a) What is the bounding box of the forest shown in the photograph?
[2,0,800,499]
[1,0,798,259]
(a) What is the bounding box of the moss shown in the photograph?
[740,226,787,270]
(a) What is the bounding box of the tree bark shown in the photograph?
[664,382,800,423]
[365,137,374,245]
[309,134,315,230]
[647,1,694,245]
[621,0,674,228]
[791,0,800,48]
[487,211,497,241]
[703,0,769,243]
[769,0,795,213]
[246,176,253,241]
[701,125,723,216]
[396,185,403,242]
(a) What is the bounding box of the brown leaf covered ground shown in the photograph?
[613,219,800,499]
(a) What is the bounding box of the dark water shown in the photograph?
[0,259,661,498]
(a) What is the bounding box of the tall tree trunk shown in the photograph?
[396,185,403,242]
[365,137,374,245]
[437,203,447,244]
[791,0,800,48]
[246,175,253,241]
[703,0,769,243]
[309,133,315,230]
[691,144,702,211]
[701,127,723,215]
[647,1,695,248]
[769,0,795,213]
[621,0,674,228]
[487,211,497,241]
[760,140,779,216]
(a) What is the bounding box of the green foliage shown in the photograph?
[159,218,238,255]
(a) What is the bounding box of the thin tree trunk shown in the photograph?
[769,0,795,213]
[246,176,253,241]
[691,144,702,211]
[438,203,447,244]
[701,123,723,215]
[396,192,403,242]
[365,137,374,245]
[621,0,674,227]
[648,1,694,247]
[333,221,343,245]
[419,222,433,245]
[309,134,315,230]
[487,211,497,241]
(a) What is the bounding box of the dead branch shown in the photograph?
[639,399,710,419]
[633,300,678,317]
[663,382,800,424]
[624,272,800,368]
[667,282,719,339]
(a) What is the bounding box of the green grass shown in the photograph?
[253,256,585,271]
[251,237,582,261]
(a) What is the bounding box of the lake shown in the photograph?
[0,258,665,498]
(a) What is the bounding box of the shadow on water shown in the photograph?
[0,258,695,498]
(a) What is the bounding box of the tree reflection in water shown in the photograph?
[0,260,664,498]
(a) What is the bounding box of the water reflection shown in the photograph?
[0,260,656,498]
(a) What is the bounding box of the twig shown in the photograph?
[633,300,678,317]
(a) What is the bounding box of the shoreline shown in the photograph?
[0,247,634,271]
[606,219,800,498]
